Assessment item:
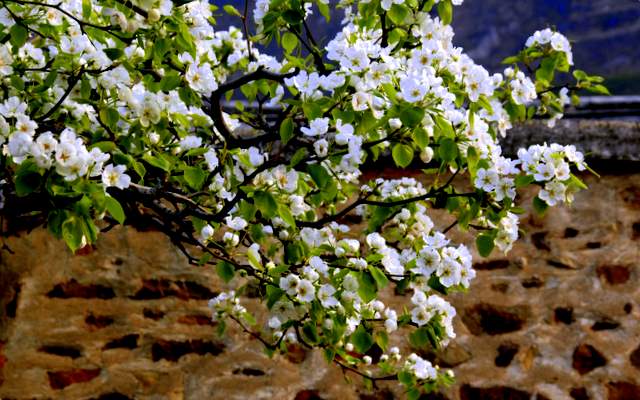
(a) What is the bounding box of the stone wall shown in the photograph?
[0,170,639,400]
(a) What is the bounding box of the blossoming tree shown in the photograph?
[0,0,607,396]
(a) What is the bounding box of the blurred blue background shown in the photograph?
[219,0,640,94]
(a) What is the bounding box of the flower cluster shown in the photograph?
[0,0,600,395]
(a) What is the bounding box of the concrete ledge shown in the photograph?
[503,119,640,161]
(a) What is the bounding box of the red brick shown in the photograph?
[48,368,101,390]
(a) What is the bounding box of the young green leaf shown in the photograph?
[254,190,278,218]
[216,260,236,283]
[476,233,495,257]
[184,166,206,190]
[392,143,414,168]
[105,196,125,224]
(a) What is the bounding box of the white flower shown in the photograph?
[279,274,300,295]
[247,146,265,167]
[0,44,13,76]
[223,231,240,247]
[7,132,33,163]
[384,309,398,333]
[400,76,427,103]
[474,168,499,191]
[200,224,214,241]
[309,256,329,277]
[179,135,202,150]
[314,139,329,157]
[296,279,315,303]
[14,115,38,136]
[539,181,566,206]
[204,149,219,171]
[380,247,404,276]
[366,232,386,249]
[274,167,298,193]
[406,354,437,380]
[102,164,131,189]
[186,63,218,96]
[301,118,329,137]
[225,216,248,231]
[0,97,27,118]
[411,306,434,326]
[317,284,339,308]
[334,120,354,145]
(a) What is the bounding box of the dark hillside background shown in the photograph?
[219,0,640,94]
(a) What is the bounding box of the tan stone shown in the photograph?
[0,173,639,399]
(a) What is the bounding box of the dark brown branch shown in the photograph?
[36,66,84,122]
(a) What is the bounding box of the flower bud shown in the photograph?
[147,8,161,23]
[420,147,434,163]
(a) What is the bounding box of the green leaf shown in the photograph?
[161,73,182,91]
[223,4,242,17]
[572,70,588,81]
[302,322,320,344]
[278,203,296,227]
[61,215,84,252]
[307,163,331,189]
[476,233,495,257]
[289,148,308,167]
[357,271,377,303]
[515,175,534,188]
[374,330,389,351]
[282,32,298,54]
[399,107,425,128]
[318,2,330,20]
[388,4,409,25]
[10,75,24,91]
[434,114,455,138]
[142,154,172,172]
[368,265,389,289]
[14,160,42,197]
[279,117,294,144]
[282,9,303,25]
[413,127,430,149]
[437,0,453,25]
[82,0,92,18]
[104,48,123,60]
[438,138,458,162]
[254,190,278,218]
[105,196,125,224]
[533,196,549,214]
[266,285,285,309]
[216,261,235,283]
[586,84,610,95]
[536,57,556,83]
[409,326,437,349]
[99,107,120,131]
[392,143,414,168]
[9,25,28,49]
[398,370,415,386]
[242,312,256,326]
[351,325,373,353]
[184,166,206,190]
[501,55,520,65]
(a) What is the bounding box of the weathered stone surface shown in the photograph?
[572,344,607,375]
[0,172,639,399]
[495,342,519,367]
[606,381,640,400]
[48,368,101,389]
[629,344,640,370]
[554,306,575,325]
[459,384,530,400]
[461,303,530,335]
[596,265,632,285]
[569,387,589,400]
